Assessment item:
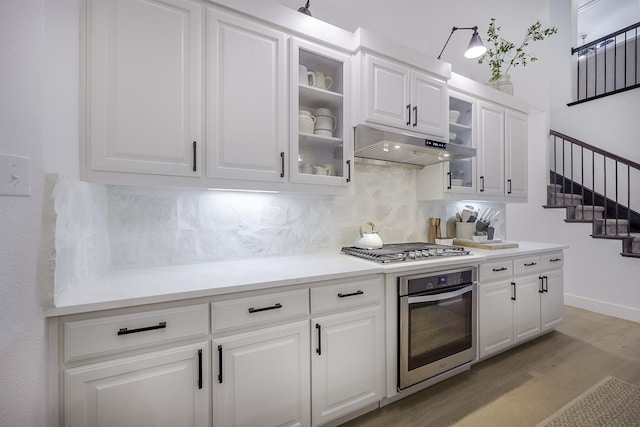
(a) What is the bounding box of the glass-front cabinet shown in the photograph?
[445,91,476,195]
[290,37,352,187]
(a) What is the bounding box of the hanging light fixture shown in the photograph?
[437,26,487,60]
[297,0,311,16]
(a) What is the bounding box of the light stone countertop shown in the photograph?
[45,241,567,317]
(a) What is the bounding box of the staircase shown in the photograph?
[544,130,640,258]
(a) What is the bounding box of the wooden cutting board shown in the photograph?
[453,239,519,250]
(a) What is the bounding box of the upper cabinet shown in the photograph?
[84,0,203,181]
[359,54,448,140]
[417,73,529,203]
[290,38,353,187]
[205,9,288,183]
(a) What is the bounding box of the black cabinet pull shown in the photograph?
[338,290,364,298]
[492,267,507,272]
[539,276,545,294]
[117,321,166,336]
[412,105,418,127]
[248,303,282,314]
[346,160,351,183]
[543,275,549,293]
[480,176,485,192]
[524,262,538,267]
[193,141,197,172]
[197,349,203,389]
[446,172,452,189]
[511,282,516,301]
[316,324,322,355]
[280,152,285,178]
[217,345,223,384]
[550,258,562,262]
[507,179,512,194]
[406,104,411,125]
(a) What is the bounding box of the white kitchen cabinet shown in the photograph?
[541,253,565,332]
[205,8,288,183]
[310,279,384,426]
[213,321,311,427]
[85,0,202,179]
[417,75,528,202]
[290,37,353,187]
[64,342,209,427]
[478,252,564,360]
[362,54,447,139]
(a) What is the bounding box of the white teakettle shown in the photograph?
[355,221,383,249]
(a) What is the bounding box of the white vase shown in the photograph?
[487,74,514,95]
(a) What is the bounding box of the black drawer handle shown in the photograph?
[524,262,538,267]
[117,321,166,336]
[248,303,282,314]
[338,290,364,298]
[550,258,562,262]
[197,349,203,389]
[492,267,508,272]
[217,345,223,384]
[511,282,516,301]
[316,323,322,355]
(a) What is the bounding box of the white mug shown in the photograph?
[314,115,336,132]
[298,65,315,86]
[298,110,316,134]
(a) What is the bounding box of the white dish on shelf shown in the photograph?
[451,178,463,186]
[449,110,460,123]
[449,132,457,141]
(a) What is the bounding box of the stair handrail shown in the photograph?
[571,21,640,55]
[550,130,640,171]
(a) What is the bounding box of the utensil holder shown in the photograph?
[487,227,495,240]
[456,222,476,240]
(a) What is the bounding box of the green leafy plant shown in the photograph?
[478,18,558,82]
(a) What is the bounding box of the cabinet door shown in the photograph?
[290,37,352,187]
[213,321,310,427]
[445,92,476,194]
[513,276,542,343]
[541,269,564,332]
[505,109,528,199]
[87,0,202,176]
[205,9,288,182]
[312,305,383,427]
[363,55,411,129]
[478,280,514,359]
[476,101,505,197]
[65,342,209,427]
[411,71,447,138]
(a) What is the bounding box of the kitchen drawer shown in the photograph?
[514,255,542,277]
[479,259,513,283]
[311,277,383,314]
[542,252,564,270]
[212,289,308,333]
[64,304,209,362]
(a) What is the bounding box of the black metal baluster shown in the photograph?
[628,165,632,237]
[562,138,566,205]
[604,156,608,229]
[615,161,619,235]
[581,146,585,219]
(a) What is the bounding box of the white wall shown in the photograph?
[0,0,79,425]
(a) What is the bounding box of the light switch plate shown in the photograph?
[0,153,31,197]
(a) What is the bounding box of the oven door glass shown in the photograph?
[407,284,474,371]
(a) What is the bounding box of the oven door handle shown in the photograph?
[407,284,474,304]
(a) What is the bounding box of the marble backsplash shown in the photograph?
[50,163,506,299]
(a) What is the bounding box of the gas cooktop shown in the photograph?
[341,242,471,263]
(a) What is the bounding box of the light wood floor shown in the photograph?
[342,306,640,427]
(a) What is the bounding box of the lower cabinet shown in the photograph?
[478,251,564,360]
[212,321,311,427]
[64,342,210,427]
[311,305,383,426]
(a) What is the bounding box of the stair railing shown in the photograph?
[549,130,640,236]
[570,21,640,105]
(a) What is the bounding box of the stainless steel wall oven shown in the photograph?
[398,266,477,390]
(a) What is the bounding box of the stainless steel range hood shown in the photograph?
[354,124,476,167]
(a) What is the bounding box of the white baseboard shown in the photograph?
[564,293,640,324]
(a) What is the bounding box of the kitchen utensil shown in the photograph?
[456,222,476,239]
[461,209,472,222]
[355,221,383,249]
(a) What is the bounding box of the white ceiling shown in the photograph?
[577,0,640,44]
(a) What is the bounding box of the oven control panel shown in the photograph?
[399,267,477,296]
